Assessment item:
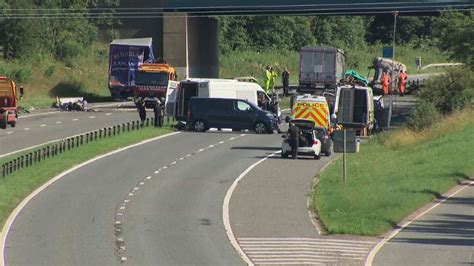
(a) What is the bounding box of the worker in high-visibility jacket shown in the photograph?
[382,71,390,95]
[398,70,408,96]
[269,67,277,95]
[263,66,271,94]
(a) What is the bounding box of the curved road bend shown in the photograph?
[5,131,283,265]
[0,110,142,157]
[373,182,474,266]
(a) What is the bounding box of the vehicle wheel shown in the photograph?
[314,153,321,160]
[325,150,331,156]
[193,120,207,132]
[281,152,288,158]
[254,122,267,134]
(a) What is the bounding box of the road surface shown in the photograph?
[4,131,286,265]
[0,110,142,158]
[373,182,474,266]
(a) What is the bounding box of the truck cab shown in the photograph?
[0,76,18,129]
[134,63,177,108]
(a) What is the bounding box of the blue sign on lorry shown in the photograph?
[108,38,155,99]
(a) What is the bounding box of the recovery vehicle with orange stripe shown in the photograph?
[289,94,332,133]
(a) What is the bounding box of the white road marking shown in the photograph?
[40,124,46,127]
[72,118,79,121]
[128,193,134,197]
[186,154,192,157]
[6,132,13,134]
[229,137,235,140]
[115,221,121,225]
[121,257,127,262]
[133,187,139,191]
[88,116,96,119]
[24,128,30,131]
[170,161,177,165]
[139,182,145,186]
[162,166,168,169]
[239,238,374,265]
[219,141,225,144]
[117,213,123,216]
[124,199,129,203]
[120,206,125,210]
[147,175,153,179]
[198,149,204,152]
[179,157,184,160]
[106,113,112,116]
[208,144,215,148]
[56,121,62,124]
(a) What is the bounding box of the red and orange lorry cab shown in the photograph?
[0,76,18,129]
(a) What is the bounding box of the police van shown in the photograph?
[287,94,331,132]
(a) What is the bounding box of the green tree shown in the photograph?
[433,11,473,69]
[312,16,368,49]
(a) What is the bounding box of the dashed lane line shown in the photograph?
[114,133,247,264]
[56,121,62,124]
[88,116,96,119]
[40,124,46,127]
[24,128,30,131]
[72,118,79,121]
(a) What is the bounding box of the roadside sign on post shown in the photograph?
[382,47,393,59]
[415,57,422,69]
[333,130,357,153]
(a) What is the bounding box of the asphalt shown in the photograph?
[0,109,144,157]
[373,182,474,266]
[4,131,283,265]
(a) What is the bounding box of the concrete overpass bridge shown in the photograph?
[118,0,473,79]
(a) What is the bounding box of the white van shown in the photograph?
[166,78,280,121]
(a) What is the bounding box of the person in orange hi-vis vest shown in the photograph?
[398,70,408,96]
[382,71,390,95]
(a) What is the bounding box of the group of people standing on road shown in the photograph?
[263,66,291,97]
[134,97,165,128]
[382,70,408,96]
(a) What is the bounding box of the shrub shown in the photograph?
[44,65,56,78]
[418,69,473,114]
[55,40,84,61]
[407,101,440,131]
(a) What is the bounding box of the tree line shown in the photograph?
[218,11,473,69]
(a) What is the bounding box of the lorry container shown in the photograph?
[108,38,154,99]
[334,85,375,136]
[166,79,279,122]
[299,47,346,92]
[0,76,18,129]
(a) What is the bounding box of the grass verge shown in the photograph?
[0,125,173,229]
[312,109,474,236]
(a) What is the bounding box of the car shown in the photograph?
[281,119,322,159]
[187,97,278,134]
[314,126,332,156]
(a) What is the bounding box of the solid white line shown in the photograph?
[364,179,474,266]
[252,258,334,262]
[24,128,30,131]
[223,150,280,266]
[246,251,365,257]
[250,262,323,265]
[18,111,59,119]
[251,254,346,259]
[242,245,370,251]
[242,247,368,253]
[239,238,374,244]
[0,131,181,266]
[239,241,373,247]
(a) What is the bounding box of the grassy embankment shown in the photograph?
[0,126,173,229]
[312,109,474,236]
[0,43,111,110]
[0,43,448,110]
[220,44,449,87]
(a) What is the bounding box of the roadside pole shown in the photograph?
[343,129,347,183]
[388,11,398,128]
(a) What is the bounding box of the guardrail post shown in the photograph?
[46,146,50,158]
[12,159,17,172]
[2,164,6,177]
[20,155,24,168]
[131,121,135,130]
[146,118,150,127]
[67,139,71,150]
[108,127,111,137]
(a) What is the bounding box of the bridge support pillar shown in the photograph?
[163,14,219,79]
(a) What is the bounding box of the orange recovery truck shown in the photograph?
[0,76,19,129]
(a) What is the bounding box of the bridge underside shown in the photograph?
[162,0,473,15]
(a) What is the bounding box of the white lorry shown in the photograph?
[166,78,280,121]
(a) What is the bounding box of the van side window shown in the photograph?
[236,101,252,112]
